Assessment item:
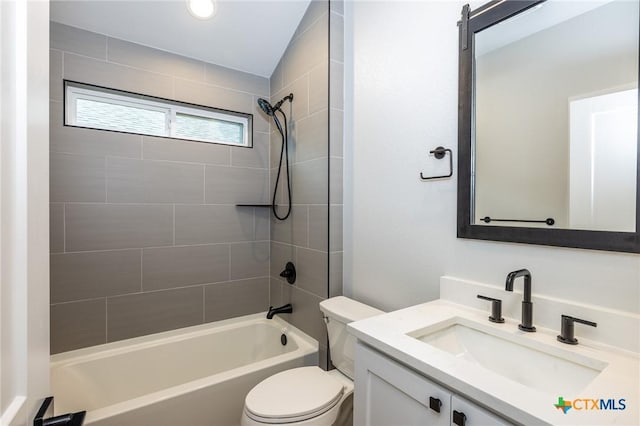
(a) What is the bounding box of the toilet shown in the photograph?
[241,296,383,426]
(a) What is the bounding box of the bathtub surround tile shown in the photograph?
[65,204,174,251]
[308,63,329,115]
[292,0,328,41]
[51,22,106,59]
[50,152,106,203]
[107,287,203,342]
[107,38,205,81]
[50,49,63,101]
[283,13,329,84]
[308,206,328,251]
[64,53,174,100]
[51,250,141,304]
[142,136,230,166]
[330,61,344,110]
[142,245,229,291]
[204,166,268,205]
[272,75,309,121]
[330,158,343,204]
[330,109,344,158]
[50,203,65,253]
[205,63,269,97]
[330,205,343,252]
[231,132,269,169]
[50,101,142,159]
[296,248,328,298]
[330,12,345,62]
[175,205,254,245]
[255,208,271,241]
[271,205,308,247]
[174,79,253,115]
[270,242,296,281]
[107,157,204,204]
[51,299,106,354]
[270,60,285,96]
[285,286,327,346]
[292,158,328,205]
[330,0,344,15]
[270,280,284,307]
[329,252,343,298]
[295,110,329,163]
[204,278,269,322]
[230,242,270,280]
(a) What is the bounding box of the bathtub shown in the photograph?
[50,313,318,426]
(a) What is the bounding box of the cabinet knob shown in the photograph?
[453,410,467,426]
[428,396,442,413]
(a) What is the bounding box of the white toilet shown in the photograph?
[241,296,383,426]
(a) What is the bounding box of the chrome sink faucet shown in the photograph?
[505,269,536,332]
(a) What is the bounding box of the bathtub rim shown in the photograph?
[51,312,316,365]
[51,313,319,423]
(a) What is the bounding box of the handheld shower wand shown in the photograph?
[257,94,294,221]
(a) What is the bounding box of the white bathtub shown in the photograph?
[50,314,318,426]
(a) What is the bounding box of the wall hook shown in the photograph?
[420,146,453,180]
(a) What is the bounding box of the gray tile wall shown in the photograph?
[49,22,271,354]
[267,0,337,370]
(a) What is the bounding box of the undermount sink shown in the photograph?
[408,318,607,395]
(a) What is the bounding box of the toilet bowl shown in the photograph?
[240,297,383,426]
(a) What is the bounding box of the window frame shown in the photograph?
[64,80,253,148]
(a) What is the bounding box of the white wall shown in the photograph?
[344,1,640,315]
[1,1,50,424]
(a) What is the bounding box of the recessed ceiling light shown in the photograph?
[187,0,216,20]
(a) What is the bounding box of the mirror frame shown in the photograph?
[457,0,640,253]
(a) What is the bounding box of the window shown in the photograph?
[65,81,252,147]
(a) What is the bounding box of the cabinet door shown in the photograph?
[451,395,513,426]
[355,343,451,426]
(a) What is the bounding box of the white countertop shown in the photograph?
[347,299,639,425]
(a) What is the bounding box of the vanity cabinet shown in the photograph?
[354,343,512,426]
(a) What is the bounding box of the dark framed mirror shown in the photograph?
[457,0,640,253]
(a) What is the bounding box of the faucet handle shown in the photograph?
[557,315,597,345]
[476,295,504,323]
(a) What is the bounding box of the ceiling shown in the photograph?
[50,0,312,78]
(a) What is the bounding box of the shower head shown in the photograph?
[257,98,275,116]
[257,93,294,117]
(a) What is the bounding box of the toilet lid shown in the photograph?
[245,366,345,422]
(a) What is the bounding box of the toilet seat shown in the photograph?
[244,367,345,424]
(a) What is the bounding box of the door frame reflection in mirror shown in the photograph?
[456,0,640,253]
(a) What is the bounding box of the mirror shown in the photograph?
[457,0,640,252]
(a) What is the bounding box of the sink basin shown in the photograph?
[408,318,607,395]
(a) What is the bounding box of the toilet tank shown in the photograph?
[319,296,383,380]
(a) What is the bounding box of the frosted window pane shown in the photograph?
[76,98,166,136]
[175,113,244,144]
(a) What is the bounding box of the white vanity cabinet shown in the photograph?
[354,343,513,426]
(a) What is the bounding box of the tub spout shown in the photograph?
[267,304,292,319]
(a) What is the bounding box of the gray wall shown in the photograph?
[49,22,272,354]
[267,0,334,367]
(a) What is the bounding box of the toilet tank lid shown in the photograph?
[319,296,384,323]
